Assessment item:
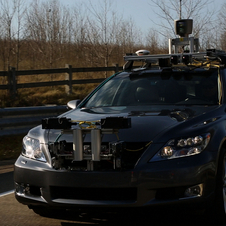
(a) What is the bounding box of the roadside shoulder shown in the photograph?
[0,159,16,173]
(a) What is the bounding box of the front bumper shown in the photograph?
[14,152,216,209]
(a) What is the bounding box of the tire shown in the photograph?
[212,148,226,222]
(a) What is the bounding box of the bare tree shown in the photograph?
[116,18,141,55]
[25,0,74,68]
[0,0,17,70]
[69,4,90,67]
[145,30,161,54]
[218,3,226,50]
[148,0,216,49]
[85,0,123,71]
[14,0,27,70]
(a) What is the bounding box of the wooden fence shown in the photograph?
[0,64,122,98]
[0,65,124,136]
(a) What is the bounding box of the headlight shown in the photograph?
[150,133,211,162]
[22,136,46,162]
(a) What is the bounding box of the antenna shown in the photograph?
[179,0,182,20]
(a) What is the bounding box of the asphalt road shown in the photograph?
[0,160,225,226]
[0,159,15,194]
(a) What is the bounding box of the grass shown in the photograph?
[0,135,24,161]
[2,83,107,108]
[0,83,98,107]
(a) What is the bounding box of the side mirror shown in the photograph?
[67,100,81,109]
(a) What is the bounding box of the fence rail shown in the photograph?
[0,105,68,136]
[0,64,123,98]
[0,65,124,136]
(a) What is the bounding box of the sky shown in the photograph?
[10,0,226,40]
[55,0,225,35]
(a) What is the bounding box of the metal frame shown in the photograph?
[124,52,206,63]
[169,37,199,54]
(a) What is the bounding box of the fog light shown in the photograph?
[24,185,30,194]
[15,183,21,193]
[15,183,26,195]
[184,184,203,197]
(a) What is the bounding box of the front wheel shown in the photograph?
[221,152,226,214]
[212,148,226,222]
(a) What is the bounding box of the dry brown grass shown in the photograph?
[0,70,106,107]
[0,135,24,161]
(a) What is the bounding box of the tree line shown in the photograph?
[0,0,225,71]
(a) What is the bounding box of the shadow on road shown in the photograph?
[1,193,223,226]
[42,207,221,226]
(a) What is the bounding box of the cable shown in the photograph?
[125,141,153,152]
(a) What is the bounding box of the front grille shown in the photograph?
[155,187,187,200]
[30,186,42,196]
[50,187,137,201]
[50,141,148,170]
[122,142,148,168]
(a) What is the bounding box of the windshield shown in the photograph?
[85,69,220,108]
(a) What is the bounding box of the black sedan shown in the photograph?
[14,50,226,220]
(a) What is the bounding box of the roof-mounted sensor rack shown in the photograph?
[123,19,226,70]
[206,49,226,56]
[123,50,226,70]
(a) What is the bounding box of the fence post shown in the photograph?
[8,66,17,98]
[115,64,119,73]
[65,64,72,95]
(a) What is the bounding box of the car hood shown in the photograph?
[46,105,221,143]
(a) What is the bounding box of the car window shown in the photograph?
[85,78,124,108]
[84,69,219,108]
